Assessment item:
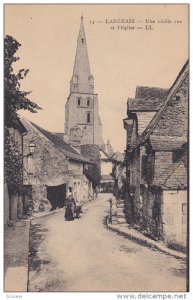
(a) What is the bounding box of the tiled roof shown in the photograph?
[130,61,189,151]
[128,97,164,112]
[127,86,168,112]
[153,155,187,189]
[135,86,169,100]
[149,136,186,151]
[30,122,92,163]
[14,117,27,134]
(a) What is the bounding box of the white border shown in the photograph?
[0,1,192,300]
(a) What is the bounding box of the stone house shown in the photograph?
[4,118,27,224]
[124,61,188,249]
[21,119,95,212]
[124,86,169,145]
[123,85,168,225]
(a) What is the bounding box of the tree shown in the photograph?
[4,35,41,196]
[4,35,41,128]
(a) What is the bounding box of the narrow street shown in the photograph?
[28,194,187,292]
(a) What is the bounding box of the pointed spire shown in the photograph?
[70,17,94,94]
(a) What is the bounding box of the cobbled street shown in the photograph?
[28,194,187,292]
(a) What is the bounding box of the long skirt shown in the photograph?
[65,204,74,221]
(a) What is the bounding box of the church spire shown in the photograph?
[70,17,94,94]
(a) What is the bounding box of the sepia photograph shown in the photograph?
[4,3,189,294]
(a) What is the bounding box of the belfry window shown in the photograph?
[87,112,91,123]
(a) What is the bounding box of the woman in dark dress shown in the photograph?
[65,187,76,221]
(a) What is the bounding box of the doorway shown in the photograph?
[46,183,66,211]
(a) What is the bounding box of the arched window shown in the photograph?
[87,112,91,123]
[87,99,90,106]
[77,97,81,106]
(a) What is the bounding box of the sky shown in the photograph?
[4,4,188,152]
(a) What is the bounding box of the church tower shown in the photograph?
[64,17,103,148]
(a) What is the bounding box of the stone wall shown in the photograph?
[64,93,103,147]
[69,161,83,176]
[140,186,163,239]
[153,75,188,138]
[129,148,142,223]
[5,126,24,222]
[8,194,23,221]
[23,120,69,186]
[22,120,70,210]
[68,173,93,204]
[162,190,187,249]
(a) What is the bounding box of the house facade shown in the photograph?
[22,119,95,212]
[124,62,188,249]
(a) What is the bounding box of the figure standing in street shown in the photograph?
[65,187,76,221]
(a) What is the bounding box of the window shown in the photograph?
[77,97,81,106]
[87,112,91,123]
[87,99,90,106]
[82,38,84,43]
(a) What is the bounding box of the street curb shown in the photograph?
[29,198,93,222]
[5,209,64,292]
[106,221,186,261]
[29,208,64,221]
